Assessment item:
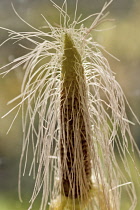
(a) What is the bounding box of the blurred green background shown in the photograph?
[0,0,140,209]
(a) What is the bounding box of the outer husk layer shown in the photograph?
[60,33,92,200]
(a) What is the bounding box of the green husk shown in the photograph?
[60,33,92,199]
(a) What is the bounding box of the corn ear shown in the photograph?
[0,1,140,210]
